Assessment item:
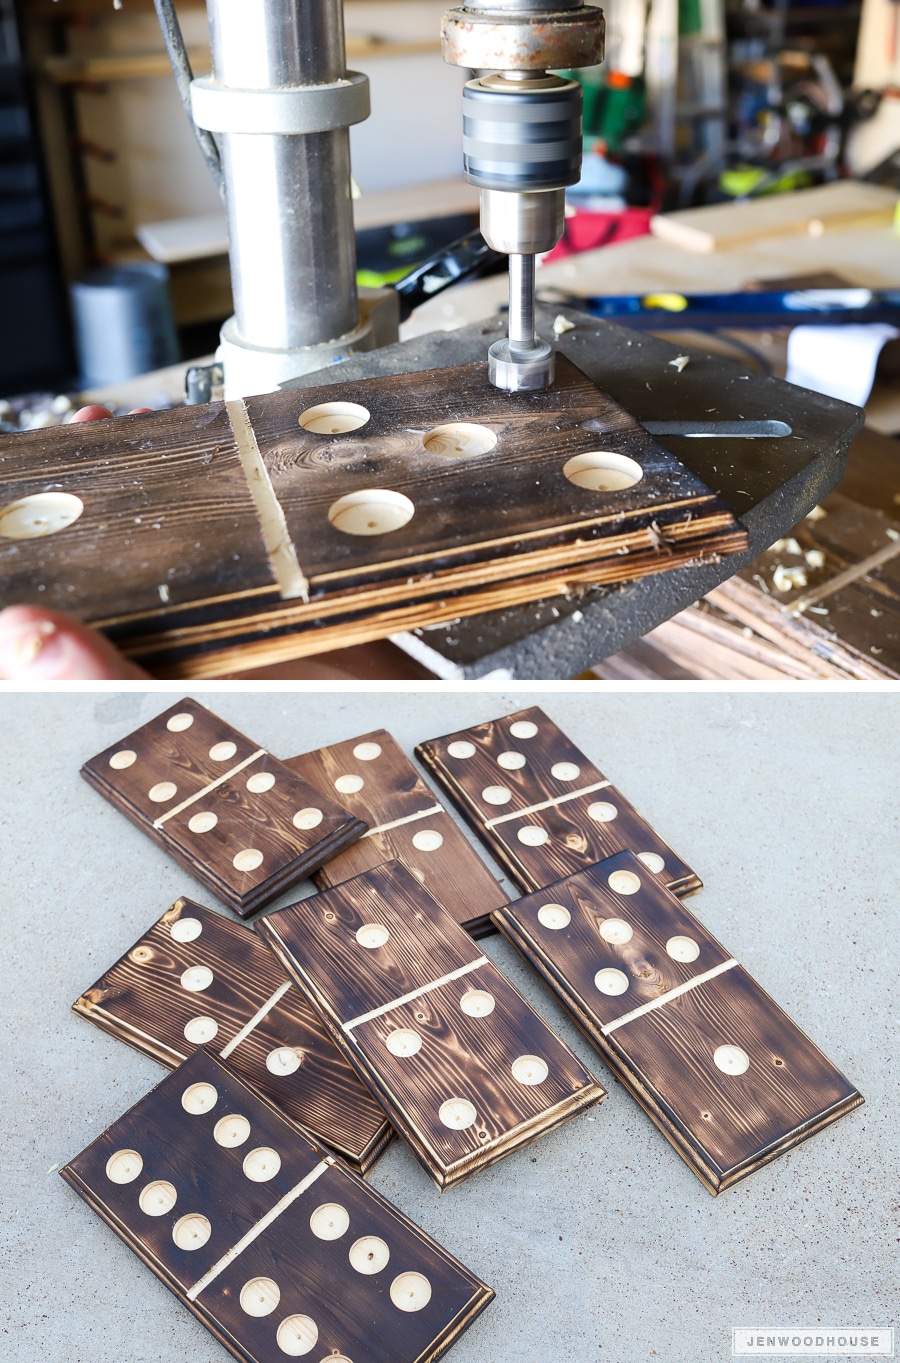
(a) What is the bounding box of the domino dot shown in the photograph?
[184,1016,218,1045]
[537,903,570,930]
[182,1082,218,1114]
[309,1203,350,1240]
[233,848,264,872]
[246,772,276,794]
[188,811,217,834]
[298,400,369,434]
[638,852,666,873]
[713,1045,750,1076]
[511,1055,549,1085]
[509,720,538,739]
[327,491,416,540]
[180,965,214,992]
[482,785,512,805]
[170,916,203,942]
[106,1149,143,1184]
[166,713,194,732]
[293,807,323,830]
[459,989,495,1017]
[356,923,389,949]
[517,825,548,847]
[497,751,526,770]
[139,1180,177,1216]
[172,1214,211,1250]
[149,781,178,802]
[335,774,364,794]
[243,1147,281,1182]
[608,869,642,895]
[599,918,633,944]
[438,1098,477,1130]
[266,1046,303,1076]
[276,1315,319,1356]
[587,801,618,822]
[422,422,497,458]
[594,968,629,996]
[447,741,475,759]
[210,741,237,761]
[352,742,382,761]
[108,749,136,770]
[240,1278,280,1317]
[390,1272,433,1313]
[214,1115,251,1147]
[385,1028,422,1057]
[551,762,580,781]
[666,935,700,963]
[349,1236,390,1275]
[411,829,443,852]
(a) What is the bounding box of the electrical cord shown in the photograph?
[151,0,225,202]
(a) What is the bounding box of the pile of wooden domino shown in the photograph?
[62,701,862,1363]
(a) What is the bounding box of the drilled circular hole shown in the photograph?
[243,1147,281,1182]
[149,781,177,803]
[170,916,202,943]
[608,869,642,895]
[422,422,497,458]
[666,935,700,962]
[497,751,526,770]
[439,1098,477,1129]
[563,451,643,492]
[551,762,580,781]
[447,741,476,759]
[310,1203,350,1241]
[594,967,629,996]
[233,848,264,873]
[335,773,364,794]
[182,1081,217,1113]
[240,1277,280,1317]
[139,1180,177,1216]
[517,825,548,847]
[713,1044,750,1075]
[599,918,633,944]
[276,1315,319,1356]
[246,772,275,794]
[509,720,538,739]
[172,1213,211,1251]
[166,712,194,732]
[390,1271,433,1312]
[180,966,213,993]
[184,1015,218,1045]
[511,1055,549,1085]
[209,741,237,762]
[106,1149,143,1184]
[328,488,414,536]
[411,829,442,851]
[349,1236,390,1275]
[482,785,512,805]
[356,923,389,949]
[293,807,323,830]
[0,491,84,539]
[352,742,382,761]
[587,801,618,823]
[299,401,369,434]
[537,903,570,930]
[108,749,136,770]
[459,989,495,1017]
[214,1115,250,1147]
[385,1028,422,1057]
[638,851,666,873]
[188,811,217,834]
[266,1046,303,1076]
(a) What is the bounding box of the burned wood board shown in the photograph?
[493,852,863,1194]
[0,356,746,677]
[60,1050,493,1363]
[257,861,605,1190]
[415,706,700,898]
[283,729,508,937]
[81,697,366,915]
[74,898,392,1173]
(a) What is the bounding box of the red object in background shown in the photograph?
[544,207,654,262]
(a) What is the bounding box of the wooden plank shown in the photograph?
[0,356,746,677]
[81,697,367,916]
[60,1050,493,1363]
[493,852,863,1194]
[415,706,700,897]
[73,898,392,1173]
[257,862,606,1190]
[283,729,508,938]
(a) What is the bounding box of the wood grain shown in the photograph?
[493,852,863,1193]
[74,898,392,1172]
[60,1050,493,1363]
[415,705,700,897]
[80,697,367,915]
[284,729,508,937]
[257,861,606,1190]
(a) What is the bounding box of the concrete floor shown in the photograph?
[0,690,896,1363]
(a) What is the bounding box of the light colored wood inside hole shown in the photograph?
[335,774,364,794]
[551,761,580,781]
[214,1114,251,1147]
[181,1081,218,1114]
[209,741,237,761]
[537,903,570,930]
[309,1203,350,1241]
[599,918,633,944]
[608,869,642,895]
[188,811,217,834]
[411,829,442,851]
[172,1213,211,1250]
[108,749,136,770]
[327,488,415,537]
[563,451,643,491]
[447,741,475,759]
[509,720,538,739]
[240,1277,281,1316]
[511,1054,549,1085]
[233,848,264,872]
[349,1235,390,1274]
[243,1147,281,1182]
[594,967,630,996]
[299,401,369,434]
[276,1314,319,1356]
[422,422,497,458]
[180,965,214,993]
[184,1015,219,1045]
[293,807,323,829]
[459,989,495,1017]
[666,935,700,962]
[638,852,666,873]
[149,781,178,803]
[246,772,276,794]
[139,1180,177,1216]
[517,825,548,846]
[714,1044,750,1075]
[482,785,512,805]
[0,491,84,539]
[170,916,203,943]
[106,1149,143,1184]
[438,1098,477,1129]
[352,742,382,761]
[588,801,618,822]
[497,751,526,770]
[390,1272,433,1312]
[356,923,389,949]
[266,1046,303,1076]
[385,1028,422,1057]
[166,712,194,731]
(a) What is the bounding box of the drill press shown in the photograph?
[442,0,605,390]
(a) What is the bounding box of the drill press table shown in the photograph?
[283,305,863,680]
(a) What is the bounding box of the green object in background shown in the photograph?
[719,164,813,198]
[568,68,645,155]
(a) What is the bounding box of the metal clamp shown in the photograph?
[190,71,370,135]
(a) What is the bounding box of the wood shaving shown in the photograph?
[553,315,576,336]
[772,563,808,592]
[668,355,690,372]
[805,504,827,521]
[805,549,825,569]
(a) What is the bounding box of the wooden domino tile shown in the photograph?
[81,697,367,916]
[257,861,606,1190]
[283,729,508,937]
[73,898,392,1173]
[61,1050,493,1363]
[415,706,700,898]
[493,852,863,1194]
